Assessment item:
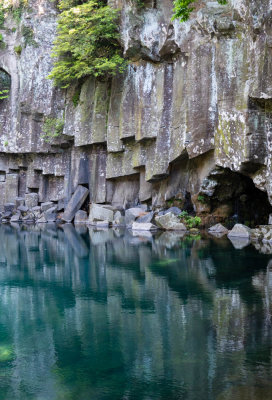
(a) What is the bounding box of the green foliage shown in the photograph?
[22,25,37,47]
[14,44,22,55]
[4,140,8,146]
[0,32,5,48]
[0,0,27,28]
[0,89,9,100]
[179,210,202,229]
[197,195,206,204]
[72,88,81,107]
[172,0,227,22]
[48,0,127,88]
[42,117,64,142]
[0,4,5,28]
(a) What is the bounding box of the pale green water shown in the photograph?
[0,224,271,400]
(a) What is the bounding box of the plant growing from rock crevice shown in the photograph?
[179,210,201,228]
[41,117,64,143]
[0,89,9,100]
[172,0,227,22]
[48,0,127,88]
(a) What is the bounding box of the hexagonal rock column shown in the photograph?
[62,185,89,223]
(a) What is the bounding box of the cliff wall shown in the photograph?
[0,0,272,222]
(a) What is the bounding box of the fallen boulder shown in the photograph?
[10,213,21,222]
[44,206,57,222]
[155,212,187,231]
[62,186,89,223]
[136,211,154,224]
[74,210,88,224]
[208,223,228,235]
[165,207,182,216]
[227,224,251,239]
[125,208,146,226]
[89,204,114,224]
[41,202,54,212]
[113,211,125,226]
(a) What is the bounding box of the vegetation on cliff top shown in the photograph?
[172,0,227,22]
[48,0,126,88]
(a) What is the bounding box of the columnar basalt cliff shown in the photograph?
[0,0,272,224]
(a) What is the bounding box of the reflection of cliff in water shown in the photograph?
[0,224,271,399]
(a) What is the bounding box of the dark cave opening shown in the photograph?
[209,168,272,227]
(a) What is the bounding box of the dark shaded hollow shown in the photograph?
[210,168,272,227]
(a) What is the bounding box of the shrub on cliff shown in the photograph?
[48,0,126,88]
[172,0,227,22]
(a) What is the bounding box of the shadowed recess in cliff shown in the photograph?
[203,167,272,227]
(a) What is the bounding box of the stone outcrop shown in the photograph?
[0,0,272,224]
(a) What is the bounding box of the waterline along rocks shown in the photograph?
[0,0,272,228]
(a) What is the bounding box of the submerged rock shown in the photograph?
[155,213,187,231]
[89,204,114,224]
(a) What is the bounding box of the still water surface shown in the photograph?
[0,224,271,400]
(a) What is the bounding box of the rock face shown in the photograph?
[0,0,272,220]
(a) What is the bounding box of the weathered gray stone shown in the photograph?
[95,221,110,227]
[10,213,21,222]
[132,222,158,231]
[22,213,35,222]
[74,210,88,224]
[44,206,57,222]
[136,211,154,224]
[25,193,39,209]
[125,208,145,226]
[165,207,182,216]
[3,211,12,218]
[89,204,114,223]
[155,213,187,231]
[208,223,228,235]
[113,211,125,226]
[18,205,29,213]
[37,215,47,223]
[41,202,54,212]
[62,186,89,223]
[227,224,251,239]
[5,174,18,203]
[4,203,15,213]
[15,197,25,208]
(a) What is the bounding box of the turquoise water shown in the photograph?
[0,224,271,400]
